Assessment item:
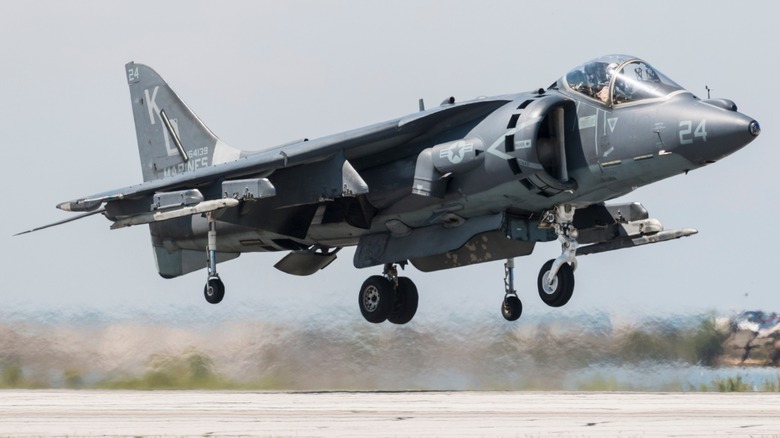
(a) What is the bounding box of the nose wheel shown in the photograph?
[537,204,578,307]
[537,259,574,307]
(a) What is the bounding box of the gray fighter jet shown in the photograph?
[22,55,760,323]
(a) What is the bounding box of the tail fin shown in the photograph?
[125,62,242,182]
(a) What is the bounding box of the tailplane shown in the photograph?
[125,62,242,181]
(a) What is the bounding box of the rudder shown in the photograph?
[125,62,241,181]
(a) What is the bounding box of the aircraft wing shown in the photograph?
[56,97,511,214]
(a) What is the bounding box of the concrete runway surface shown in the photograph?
[1,390,780,437]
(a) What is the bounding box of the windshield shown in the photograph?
[611,60,684,104]
[563,55,685,106]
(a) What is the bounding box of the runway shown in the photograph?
[1,390,780,437]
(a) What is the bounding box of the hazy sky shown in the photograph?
[3,0,778,323]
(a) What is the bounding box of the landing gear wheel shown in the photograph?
[388,277,418,325]
[537,259,574,307]
[358,275,396,323]
[204,277,225,304]
[502,295,522,321]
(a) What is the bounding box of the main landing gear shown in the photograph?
[358,263,418,324]
[500,204,578,321]
[203,212,225,304]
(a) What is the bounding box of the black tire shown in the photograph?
[537,259,574,307]
[388,277,418,325]
[358,275,396,323]
[501,295,522,321]
[204,277,225,304]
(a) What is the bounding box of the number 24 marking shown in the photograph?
[679,120,707,144]
[127,67,139,83]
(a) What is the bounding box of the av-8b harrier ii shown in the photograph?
[22,55,760,324]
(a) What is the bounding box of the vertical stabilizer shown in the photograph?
[125,62,242,181]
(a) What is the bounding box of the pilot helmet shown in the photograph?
[584,62,612,84]
[567,70,587,90]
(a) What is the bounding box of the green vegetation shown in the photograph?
[1,363,23,388]
[610,317,730,366]
[760,375,780,391]
[0,362,47,389]
[705,374,780,392]
[690,374,780,392]
[97,348,233,390]
[713,375,751,392]
[686,318,730,366]
[63,368,84,389]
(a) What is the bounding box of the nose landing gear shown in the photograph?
[538,204,577,307]
[538,259,574,307]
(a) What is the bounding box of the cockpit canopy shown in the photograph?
[561,55,685,107]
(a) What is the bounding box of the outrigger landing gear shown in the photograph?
[358,263,418,324]
[538,204,577,307]
[501,258,522,321]
[203,212,225,304]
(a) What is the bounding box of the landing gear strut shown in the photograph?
[498,205,579,321]
[501,258,522,321]
[203,212,225,304]
[358,263,418,324]
[538,204,577,307]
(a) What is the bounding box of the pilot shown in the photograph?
[584,62,617,103]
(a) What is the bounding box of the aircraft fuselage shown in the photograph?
[156,85,756,264]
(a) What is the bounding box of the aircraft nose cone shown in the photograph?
[709,111,759,160]
[749,120,761,137]
[673,101,759,165]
